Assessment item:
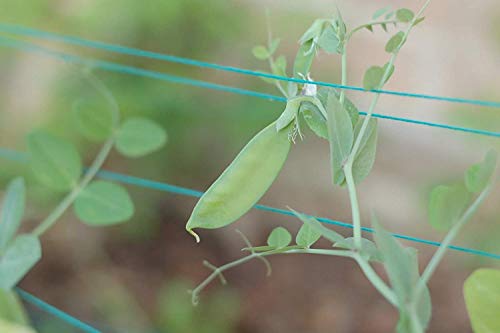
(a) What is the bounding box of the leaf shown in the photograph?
[352,118,378,184]
[382,62,395,83]
[372,216,414,304]
[0,178,25,251]
[301,102,328,139]
[0,289,29,325]
[334,237,382,262]
[290,208,344,244]
[317,24,340,54]
[276,98,301,131]
[267,227,291,249]
[385,11,394,20]
[413,17,426,27]
[365,25,373,32]
[396,8,415,23]
[464,268,500,333]
[381,23,388,32]
[115,117,168,158]
[299,19,324,45]
[385,31,405,53]
[287,82,298,97]
[326,94,354,185]
[74,181,134,226]
[0,319,35,333]
[27,131,82,192]
[272,55,287,77]
[465,150,497,193]
[428,183,470,231]
[269,39,280,55]
[0,235,41,290]
[293,40,315,78]
[72,99,113,142]
[363,66,384,90]
[252,45,269,60]
[296,223,322,248]
[326,89,359,127]
[373,7,391,19]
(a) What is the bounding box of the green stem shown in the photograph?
[347,20,399,41]
[32,71,120,237]
[354,254,398,306]
[339,50,347,104]
[415,184,492,298]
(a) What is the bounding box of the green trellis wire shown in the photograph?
[0,22,499,333]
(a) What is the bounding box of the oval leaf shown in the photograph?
[464,268,500,333]
[290,208,344,244]
[293,40,315,78]
[363,66,384,90]
[0,235,41,290]
[396,8,415,23]
[252,46,270,60]
[296,222,321,248]
[115,118,168,158]
[267,227,291,249]
[186,122,291,241]
[317,24,340,54]
[74,181,134,226]
[27,131,82,192]
[72,99,113,142]
[0,178,25,251]
[465,150,497,193]
[352,119,378,184]
[428,183,470,231]
[385,31,405,53]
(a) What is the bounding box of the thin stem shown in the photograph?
[347,20,399,41]
[415,185,492,297]
[32,71,120,237]
[339,50,347,104]
[354,254,398,306]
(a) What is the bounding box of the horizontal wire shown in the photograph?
[1,23,500,108]
[15,288,101,333]
[0,36,498,139]
[0,148,498,260]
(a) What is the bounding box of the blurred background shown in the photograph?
[0,0,499,332]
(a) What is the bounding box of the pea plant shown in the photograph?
[186,2,499,332]
[0,70,167,326]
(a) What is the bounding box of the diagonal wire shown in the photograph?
[0,148,498,260]
[0,35,498,139]
[1,23,500,108]
[15,288,101,333]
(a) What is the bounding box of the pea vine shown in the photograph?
[0,68,168,328]
[186,2,500,332]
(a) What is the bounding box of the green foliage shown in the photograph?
[74,181,134,226]
[0,319,35,333]
[373,7,391,20]
[428,183,470,231]
[252,45,270,60]
[72,99,113,142]
[186,122,291,241]
[276,98,301,131]
[363,66,384,90]
[295,222,322,248]
[351,118,378,184]
[291,209,344,244]
[317,24,340,54]
[465,149,497,193]
[293,40,315,78]
[334,237,382,262]
[464,269,500,333]
[27,131,82,192]
[396,9,415,23]
[0,235,41,290]
[0,178,25,251]
[385,31,405,53]
[267,227,292,249]
[0,289,29,325]
[115,117,168,158]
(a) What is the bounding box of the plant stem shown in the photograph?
[32,71,120,237]
[339,50,347,104]
[354,254,398,306]
[347,20,400,40]
[415,184,492,298]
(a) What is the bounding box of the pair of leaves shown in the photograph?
[464,268,500,333]
[73,100,168,158]
[372,217,431,331]
[428,150,497,231]
[252,38,280,60]
[0,178,41,290]
[373,7,414,23]
[363,63,394,90]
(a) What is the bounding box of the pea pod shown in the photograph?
[186,122,291,242]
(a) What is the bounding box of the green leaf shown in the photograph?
[27,131,82,192]
[0,319,35,333]
[0,289,29,325]
[301,102,328,139]
[382,62,395,83]
[74,181,134,226]
[115,117,168,158]
[252,45,270,60]
[267,227,291,249]
[0,178,25,251]
[326,94,354,185]
[324,88,359,128]
[317,24,340,54]
[385,31,405,53]
[334,237,382,262]
[465,150,497,193]
[464,268,500,333]
[428,183,470,231]
[296,223,321,248]
[352,119,378,184]
[72,99,113,142]
[396,8,415,23]
[269,38,281,55]
[381,23,388,32]
[299,19,324,44]
[373,7,391,19]
[372,216,414,303]
[276,98,301,131]
[363,66,384,90]
[365,25,373,32]
[412,17,426,27]
[293,40,315,78]
[385,11,395,20]
[0,235,41,290]
[271,55,287,77]
[290,208,344,244]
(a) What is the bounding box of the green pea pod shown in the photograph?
[186,122,291,242]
